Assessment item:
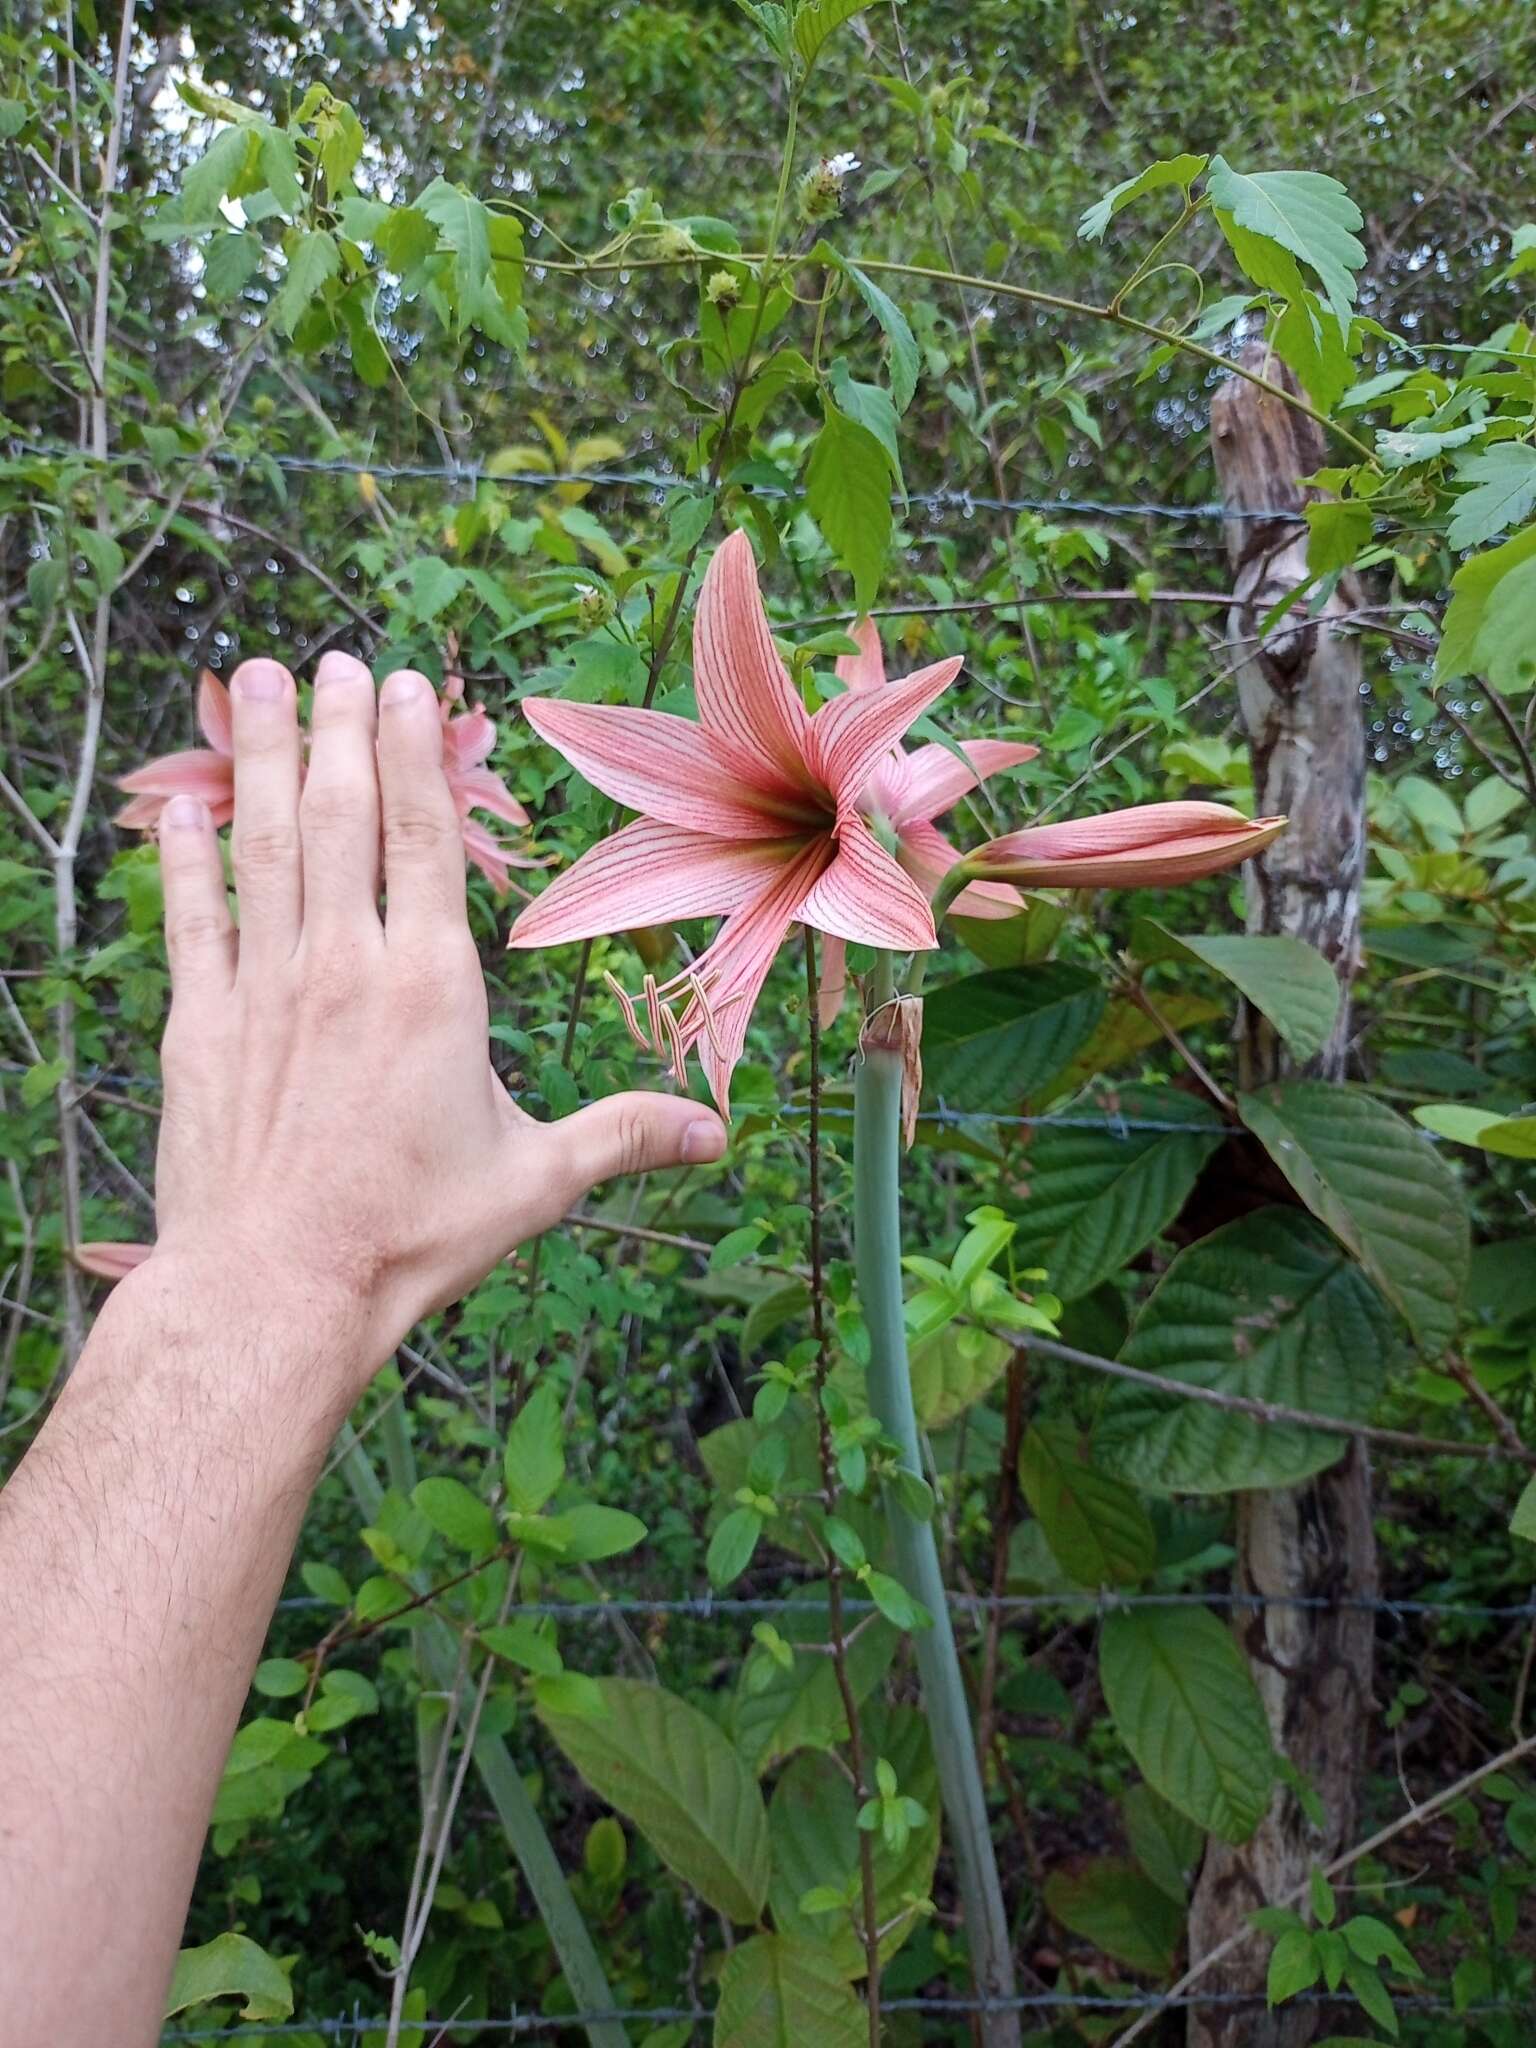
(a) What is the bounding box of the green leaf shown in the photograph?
[768,1739,937,1975]
[1413,1104,1536,1158]
[1267,1926,1322,2005]
[252,1657,308,1698]
[828,365,903,486]
[258,125,303,215]
[791,0,871,74]
[544,1504,648,1561]
[20,1057,66,1107]
[1152,931,1342,1064]
[504,1384,565,1515]
[1079,154,1208,241]
[806,408,891,612]
[714,1932,866,2047]
[1434,522,1536,683]
[1010,1083,1223,1301]
[1512,1475,1536,1544]
[712,1224,768,1271]
[845,265,920,413]
[540,1677,769,1922]
[1343,1957,1399,2036]
[1123,1783,1203,1903]
[1463,550,1536,694]
[1446,444,1536,551]
[480,1617,562,1676]
[1018,1424,1155,1588]
[733,1599,896,1773]
[1341,1915,1421,1977]
[300,1560,350,1605]
[1042,1857,1184,1975]
[164,1933,293,2022]
[272,230,340,337]
[910,1325,1010,1428]
[708,1506,764,1587]
[179,123,258,223]
[1239,1082,1469,1356]
[1096,1208,1392,1494]
[203,230,262,301]
[1206,158,1364,335]
[1305,498,1374,576]
[412,1476,497,1554]
[922,965,1106,1113]
[1100,1606,1275,1843]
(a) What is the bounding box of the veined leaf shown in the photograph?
[540,1677,769,1922]
[165,1934,293,2022]
[504,1384,564,1515]
[1011,1083,1223,1300]
[1123,1783,1203,1903]
[1434,521,1536,683]
[714,1933,866,2047]
[1147,928,1342,1064]
[733,1597,896,1772]
[1100,1605,1275,1843]
[1095,1207,1393,1495]
[1079,153,1208,241]
[272,230,339,337]
[412,1476,496,1555]
[923,964,1105,1112]
[910,1324,1010,1428]
[1206,159,1364,335]
[1045,993,1224,1098]
[845,264,920,412]
[1414,1104,1536,1158]
[1042,1857,1184,1975]
[792,0,871,73]
[1239,1082,1469,1355]
[1446,444,1536,551]
[806,408,891,611]
[1018,1424,1155,1588]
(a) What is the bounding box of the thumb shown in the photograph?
[551,1090,728,1200]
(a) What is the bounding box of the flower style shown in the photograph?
[507,530,967,1113]
[116,668,538,893]
[815,619,1038,1023]
[969,800,1286,888]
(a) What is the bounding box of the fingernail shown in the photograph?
[380,670,427,707]
[314,649,367,689]
[163,793,209,831]
[233,662,286,702]
[682,1117,727,1164]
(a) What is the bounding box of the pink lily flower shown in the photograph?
[816,619,1039,1024]
[969,800,1286,888]
[507,530,964,1113]
[73,1241,152,1281]
[116,669,539,894]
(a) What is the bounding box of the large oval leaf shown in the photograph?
[732,1594,897,1774]
[540,1677,769,1923]
[1042,1856,1184,1975]
[714,1933,866,2048]
[1012,1084,1223,1300]
[1094,1207,1393,1495]
[1146,928,1342,1064]
[922,964,1105,1112]
[1018,1424,1155,1588]
[1100,1606,1275,1843]
[1239,1081,1470,1355]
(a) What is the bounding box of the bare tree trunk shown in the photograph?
[1185,345,1378,2048]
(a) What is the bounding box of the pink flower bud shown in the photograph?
[970,801,1286,888]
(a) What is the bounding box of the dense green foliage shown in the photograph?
[3,2,1536,2042]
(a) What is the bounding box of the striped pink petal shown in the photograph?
[897,818,1021,918]
[797,811,937,950]
[522,696,797,839]
[444,706,496,772]
[116,750,235,830]
[670,841,831,1114]
[74,1241,153,1281]
[692,530,814,794]
[449,765,532,829]
[889,739,1039,828]
[198,670,234,754]
[805,657,963,811]
[834,617,887,694]
[974,802,1286,888]
[508,819,799,948]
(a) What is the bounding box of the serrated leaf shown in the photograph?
[540,1677,769,1922]
[1079,153,1208,241]
[164,1934,293,2022]
[1464,550,1536,694]
[714,1932,866,2047]
[1012,1083,1223,1300]
[272,229,339,337]
[845,264,919,412]
[504,1384,564,1515]
[806,409,891,612]
[1239,1082,1469,1355]
[791,0,871,72]
[1042,1857,1184,1975]
[767,1741,936,1975]
[1306,498,1374,576]
[1446,444,1536,551]
[1018,1425,1155,1588]
[1206,159,1364,335]
[1435,522,1536,683]
[179,123,258,223]
[1095,1208,1392,1494]
[922,964,1106,1112]
[1100,1606,1275,1843]
[1151,929,1342,1064]
[203,230,262,301]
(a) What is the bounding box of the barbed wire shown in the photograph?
[157,1990,1519,2040]
[275,1588,1536,1622]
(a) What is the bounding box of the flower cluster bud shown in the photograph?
[797,152,860,223]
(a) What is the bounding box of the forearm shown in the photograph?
[0,1259,370,2045]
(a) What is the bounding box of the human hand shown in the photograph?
[137,650,726,1395]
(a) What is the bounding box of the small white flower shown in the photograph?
[574,582,599,602]
[824,152,861,180]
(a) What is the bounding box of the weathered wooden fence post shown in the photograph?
[1185,344,1377,2048]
